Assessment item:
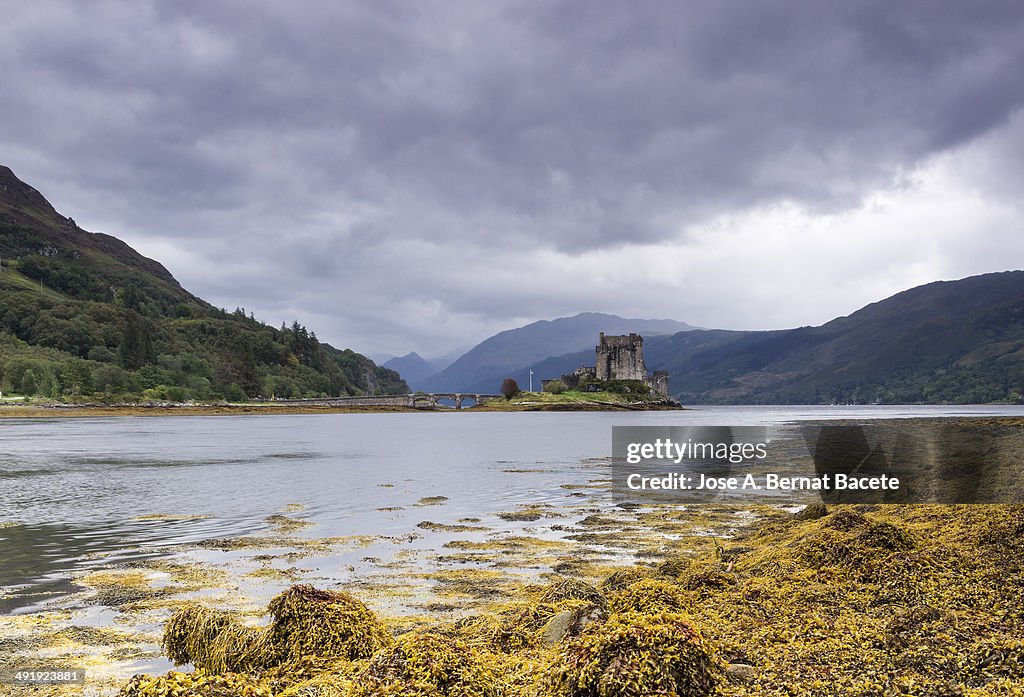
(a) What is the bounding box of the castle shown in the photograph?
[543,333,669,396]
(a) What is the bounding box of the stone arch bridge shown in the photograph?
[273,393,500,409]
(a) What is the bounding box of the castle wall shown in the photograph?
[651,371,669,397]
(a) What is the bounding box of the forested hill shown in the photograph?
[0,165,406,401]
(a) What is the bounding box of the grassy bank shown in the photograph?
[473,390,682,411]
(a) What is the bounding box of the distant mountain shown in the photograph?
[517,271,1024,404]
[383,352,437,385]
[419,312,698,393]
[426,346,471,373]
[635,271,1024,404]
[0,165,406,400]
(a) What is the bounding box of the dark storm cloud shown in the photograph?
[3,1,1024,355]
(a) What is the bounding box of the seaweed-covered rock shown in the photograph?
[161,586,392,679]
[977,507,1024,549]
[856,521,916,552]
[119,669,274,697]
[791,515,917,577]
[654,555,692,578]
[600,566,653,591]
[356,630,503,697]
[261,656,360,696]
[456,601,558,653]
[609,579,690,614]
[268,585,393,662]
[545,611,722,697]
[276,671,356,697]
[682,567,737,593]
[824,509,870,531]
[460,597,607,652]
[539,578,608,609]
[539,603,608,646]
[794,502,829,520]
[162,605,274,674]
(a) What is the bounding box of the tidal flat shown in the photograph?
[7,500,1023,696]
[2,409,1023,695]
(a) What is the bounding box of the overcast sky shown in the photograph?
[3,1,1024,358]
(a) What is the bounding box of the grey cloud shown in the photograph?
[2,1,1024,355]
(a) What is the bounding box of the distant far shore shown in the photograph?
[0,398,683,418]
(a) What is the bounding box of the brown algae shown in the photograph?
[415,496,450,506]
[116,504,1024,696]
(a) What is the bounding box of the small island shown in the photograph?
[478,332,680,411]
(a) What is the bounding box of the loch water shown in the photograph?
[2,404,1021,613]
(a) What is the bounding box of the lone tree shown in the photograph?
[501,378,520,400]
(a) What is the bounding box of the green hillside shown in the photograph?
[0,165,407,401]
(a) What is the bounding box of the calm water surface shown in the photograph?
[2,405,1022,613]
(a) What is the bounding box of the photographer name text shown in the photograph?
[625,472,900,491]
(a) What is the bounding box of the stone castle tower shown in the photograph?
[595,332,648,381]
[542,332,670,397]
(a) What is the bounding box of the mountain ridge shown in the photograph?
[0,166,183,288]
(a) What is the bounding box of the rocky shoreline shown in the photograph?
[0,398,682,418]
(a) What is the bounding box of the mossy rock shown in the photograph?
[356,630,503,697]
[545,610,722,697]
[268,585,394,662]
